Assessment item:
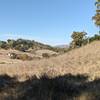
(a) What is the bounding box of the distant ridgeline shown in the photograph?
[0,33,99,53]
[0,39,68,53]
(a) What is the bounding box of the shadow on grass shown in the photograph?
[0,74,100,100]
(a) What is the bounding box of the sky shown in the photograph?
[0,0,97,46]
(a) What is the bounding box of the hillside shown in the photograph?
[41,41,100,79]
[0,41,100,80]
[0,39,67,53]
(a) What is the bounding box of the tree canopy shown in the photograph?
[70,31,87,48]
[92,0,100,34]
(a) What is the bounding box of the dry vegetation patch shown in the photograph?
[0,41,100,81]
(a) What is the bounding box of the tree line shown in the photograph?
[0,39,67,53]
[70,32,100,49]
[0,39,54,51]
[0,32,100,51]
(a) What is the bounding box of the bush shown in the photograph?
[16,54,33,61]
[15,45,28,52]
[9,53,33,61]
[42,53,50,58]
[9,53,17,59]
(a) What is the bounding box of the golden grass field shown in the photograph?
[0,41,100,81]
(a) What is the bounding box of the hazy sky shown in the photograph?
[0,0,97,45]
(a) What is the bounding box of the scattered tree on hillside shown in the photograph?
[0,38,65,53]
[70,31,87,48]
[92,0,100,34]
[0,41,9,49]
[89,34,100,42]
[7,39,16,48]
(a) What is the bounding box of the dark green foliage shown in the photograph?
[0,38,68,54]
[69,32,100,50]
[0,41,9,49]
[93,13,100,27]
[92,0,100,34]
[89,34,100,42]
[7,39,16,48]
[70,31,87,48]
[15,44,29,52]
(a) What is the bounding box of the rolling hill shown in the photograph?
[0,41,100,81]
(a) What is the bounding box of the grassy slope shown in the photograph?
[0,41,100,80]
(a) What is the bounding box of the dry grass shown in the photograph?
[0,41,100,80]
[0,74,100,100]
